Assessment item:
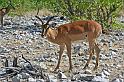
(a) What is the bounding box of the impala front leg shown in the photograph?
[83,38,95,69]
[54,45,65,71]
[66,42,72,71]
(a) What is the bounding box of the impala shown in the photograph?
[0,0,15,28]
[35,15,102,71]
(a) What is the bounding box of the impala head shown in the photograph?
[8,0,15,10]
[35,15,54,37]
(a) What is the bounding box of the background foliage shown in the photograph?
[0,0,124,29]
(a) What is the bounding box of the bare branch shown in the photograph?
[21,54,36,71]
[36,7,40,15]
[13,57,18,67]
[5,58,9,67]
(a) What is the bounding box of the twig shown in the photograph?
[36,0,40,15]
[0,67,22,78]
[5,58,8,67]
[36,7,40,15]
[13,57,18,67]
[21,54,36,71]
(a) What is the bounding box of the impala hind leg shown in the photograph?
[66,42,72,71]
[83,35,95,69]
[83,47,94,69]
[93,43,100,70]
[54,45,65,71]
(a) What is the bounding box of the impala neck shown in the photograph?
[46,28,58,40]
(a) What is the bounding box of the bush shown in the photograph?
[55,0,123,29]
[0,0,123,29]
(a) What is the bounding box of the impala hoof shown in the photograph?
[53,67,59,72]
[83,66,87,70]
[69,66,73,71]
[52,70,58,73]
[69,69,72,73]
[93,66,98,71]
[68,69,73,73]
[53,69,57,72]
[83,64,88,70]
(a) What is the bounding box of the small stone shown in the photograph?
[114,36,120,41]
[109,51,118,58]
[18,73,30,79]
[101,72,107,78]
[47,75,57,82]
[83,69,92,74]
[34,56,45,62]
[111,78,123,82]
[36,79,44,82]
[57,71,67,79]
[40,62,47,70]
[110,48,118,52]
[50,58,57,62]
[12,76,20,82]
[0,30,6,34]
[49,68,53,72]
[100,54,109,60]
[92,76,109,82]
[78,74,94,81]
[50,79,58,82]
[28,78,36,82]
[4,22,11,27]
[120,32,124,36]
[103,70,110,76]
[0,46,4,53]
[73,46,81,54]
[71,75,77,81]
[96,73,102,76]
[100,39,107,42]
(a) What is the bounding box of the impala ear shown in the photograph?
[35,15,44,25]
[46,16,54,25]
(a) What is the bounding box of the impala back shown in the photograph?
[57,20,102,41]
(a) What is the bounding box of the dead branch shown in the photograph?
[21,54,35,71]
[13,57,18,67]
[5,58,8,67]
[0,55,46,81]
